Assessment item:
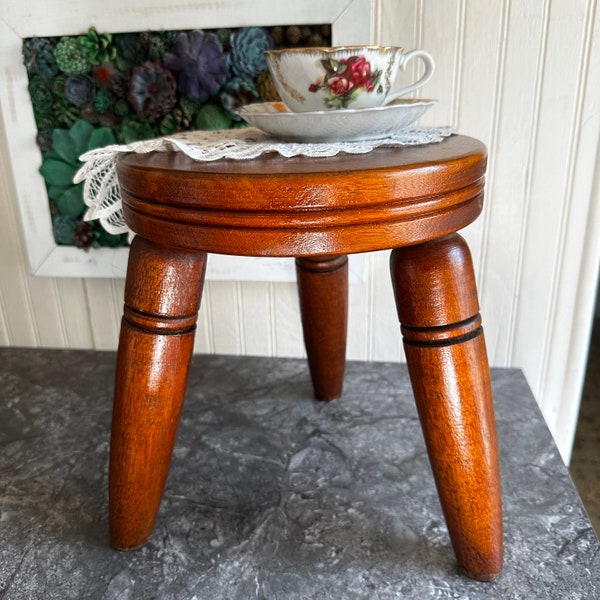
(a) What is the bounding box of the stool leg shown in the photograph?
[296,255,348,401]
[110,236,207,550]
[390,234,503,581]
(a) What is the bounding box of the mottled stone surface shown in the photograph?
[0,348,598,599]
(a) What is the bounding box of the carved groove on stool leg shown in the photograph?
[296,255,348,401]
[390,234,503,582]
[110,236,207,551]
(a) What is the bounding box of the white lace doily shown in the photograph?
[75,126,455,235]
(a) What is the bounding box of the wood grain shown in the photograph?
[110,236,207,550]
[391,234,503,580]
[110,135,502,580]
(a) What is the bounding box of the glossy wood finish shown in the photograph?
[110,236,207,550]
[117,136,485,257]
[112,135,502,580]
[391,234,502,581]
[296,255,348,401]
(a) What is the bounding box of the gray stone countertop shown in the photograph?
[0,348,598,599]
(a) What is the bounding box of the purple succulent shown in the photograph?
[127,61,177,118]
[229,27,274,79]
[64,74,95,107]
[163,30,228,102]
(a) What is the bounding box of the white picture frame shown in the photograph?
[0,0,374,280]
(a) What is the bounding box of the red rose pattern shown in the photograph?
[308,55,382,109]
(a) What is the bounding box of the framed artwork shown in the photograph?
[0,0,373,280]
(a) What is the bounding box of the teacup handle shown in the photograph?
[387,50,435,102]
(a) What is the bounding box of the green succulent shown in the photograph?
[160,109,184,136]
[112,98,130,117]
[28,76,55,115]
[78,27,116,66]
[34,112,61,131]
[178,96,201,121]
[112,33,146,71]
[39,119,115,218]
[146,34,168,61]
[53,95,81,128]
[115,116,158,144]
[54,36,92,75]
[194,103,232,130]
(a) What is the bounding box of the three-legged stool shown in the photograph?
[110,134,502,581]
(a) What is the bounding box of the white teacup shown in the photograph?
[264,45,435,113]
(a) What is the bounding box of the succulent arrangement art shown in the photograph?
[23,24,331,249]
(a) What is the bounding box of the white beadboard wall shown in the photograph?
[0,0,599,463]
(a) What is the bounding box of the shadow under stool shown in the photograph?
[110,134,503,582]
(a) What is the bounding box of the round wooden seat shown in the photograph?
[110,134,502,582]
[117,135,486,256]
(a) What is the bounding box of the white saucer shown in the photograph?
[236,99,436,143]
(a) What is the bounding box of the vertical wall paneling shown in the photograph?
[377,0,600,461]
[272,283,305,358]
[346,254,372,361]
[1,0,599,461]
[54,278,94,348]
[0,292,10,345]
[504,0,550,363]
[83,279,121,350]
[512,0,589,395]
[419,0,461,125]
[239,282,274,357]
[369,251,403,362]
[455,0,504,278]
[524,0,600,458]
[477,0,547,366]
[0,108,41,347]
[204,281,243,356]
[193,290,213,355]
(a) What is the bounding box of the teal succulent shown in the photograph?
[22,37,59,79]
[229,27,274,79]
[52,214,77,245]
[93,88,114,113]
[39,119,115,218]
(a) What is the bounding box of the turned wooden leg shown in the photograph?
[390,234,503,581]
[110,236,207,550]
[296,255,348,401]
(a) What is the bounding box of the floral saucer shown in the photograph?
[236,99,436,143]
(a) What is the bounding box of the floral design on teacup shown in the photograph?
[308,55,383,110]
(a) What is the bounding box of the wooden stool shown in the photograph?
[110,135,502,581]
